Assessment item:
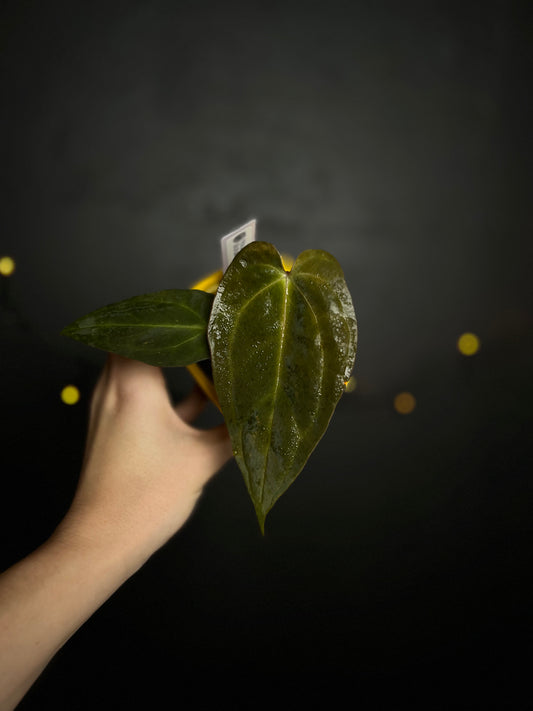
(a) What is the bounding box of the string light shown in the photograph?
[0,256,16,276]
[457,332,480,356]
[394,391,416,415]
[61,385,80,405]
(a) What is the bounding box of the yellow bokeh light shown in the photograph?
[344,376,357,393]
[394,391,416,415]
[61,385,80,405]
[0,256,16,276]
[457,332,480,356]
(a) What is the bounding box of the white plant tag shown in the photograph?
[220,219,257,272]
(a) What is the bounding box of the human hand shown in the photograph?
[0,354,231,710]
[56,354,232,570]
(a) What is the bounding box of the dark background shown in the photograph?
[1,0,531,707]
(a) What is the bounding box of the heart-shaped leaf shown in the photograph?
[62,289,214,367]
[208,242,357,533]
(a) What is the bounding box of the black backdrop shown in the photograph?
[1,1,531,707]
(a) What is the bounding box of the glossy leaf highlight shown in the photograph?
[62,289,214,367]
[208,242,357,532]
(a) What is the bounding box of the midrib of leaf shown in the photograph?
[79,322,204,330]
[105,297,210,321]
[260,272,290,507]
[263,276,326,505]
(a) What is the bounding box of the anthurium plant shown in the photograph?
[62,241,357,532]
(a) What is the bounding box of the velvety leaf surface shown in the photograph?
[208,242,357,532]
[62,289,214,367]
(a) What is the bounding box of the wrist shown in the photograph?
[51,502,153,581]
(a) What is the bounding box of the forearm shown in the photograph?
[0,520,144,711]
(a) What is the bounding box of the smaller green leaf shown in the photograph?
[62,289,214,367]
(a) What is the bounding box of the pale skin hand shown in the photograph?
[0,354,232,711]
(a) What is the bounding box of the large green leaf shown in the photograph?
[62,289,214,367]
[208,241,357,533]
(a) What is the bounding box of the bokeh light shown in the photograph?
[61,385,80,405]
[457,332,481,356]
[394,391,416,415]
[0,256,16,276]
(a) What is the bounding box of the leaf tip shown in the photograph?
[255,508,267,537]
